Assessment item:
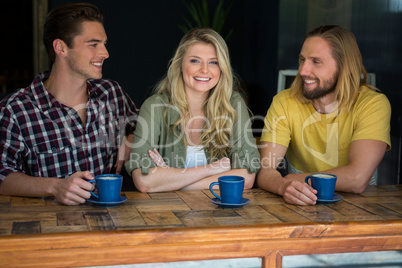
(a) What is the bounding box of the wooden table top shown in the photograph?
[1,185,402,267]
[1,185,402,235]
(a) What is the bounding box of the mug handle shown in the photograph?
[209,182,221,200]
[305,175,311,185]
[87,179,98,199]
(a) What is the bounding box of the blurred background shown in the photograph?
[1,0,401,184]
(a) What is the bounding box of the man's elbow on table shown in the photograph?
[0,181,8,196]
[338,172,372,194]
[347,180,370,194]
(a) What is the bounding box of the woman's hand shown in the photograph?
[148,148,168,167]
[148,148,231,175]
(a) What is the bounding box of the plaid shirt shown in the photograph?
[0,72,138,181]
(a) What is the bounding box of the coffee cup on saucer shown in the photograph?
[305,173,337,200]
[209,175,245,205]
[88,174,123,203]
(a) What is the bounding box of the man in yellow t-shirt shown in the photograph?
[257,25,391,206]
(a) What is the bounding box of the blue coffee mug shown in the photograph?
[305,173,337,200]
[88,174,123,202]
[209,175,245,204]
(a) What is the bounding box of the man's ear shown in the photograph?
[53,39,68,58]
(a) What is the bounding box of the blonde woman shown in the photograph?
[125,28,259,192]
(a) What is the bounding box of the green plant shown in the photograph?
[178,0,234,42]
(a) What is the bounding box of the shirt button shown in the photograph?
[52,147,57,153]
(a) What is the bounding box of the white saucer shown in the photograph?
[317,194,343,204]
[87,196,127,207]
[211,197,250,208]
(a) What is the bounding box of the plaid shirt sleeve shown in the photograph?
[0,101,26,181]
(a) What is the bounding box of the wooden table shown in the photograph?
[1,185,402,267]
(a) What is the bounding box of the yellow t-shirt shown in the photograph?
[260,86,391,173]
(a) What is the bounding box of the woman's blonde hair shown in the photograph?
[155,28,237,160]
[291,25,375,111]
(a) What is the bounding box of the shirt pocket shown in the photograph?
[33,138,73,177]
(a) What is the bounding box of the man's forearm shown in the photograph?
[256,168,286,195]
[0,172,57,197]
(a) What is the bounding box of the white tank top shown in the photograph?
[185,145,208,168]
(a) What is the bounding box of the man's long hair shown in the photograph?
[291,25,375,111]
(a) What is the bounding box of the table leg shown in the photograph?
[262,250,283,268]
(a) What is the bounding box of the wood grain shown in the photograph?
[0,186,401,267]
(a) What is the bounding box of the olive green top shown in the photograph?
[125,91,260,175]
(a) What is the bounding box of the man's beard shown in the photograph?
[302,72,338,100]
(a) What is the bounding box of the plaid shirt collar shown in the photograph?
[30,71,107,112]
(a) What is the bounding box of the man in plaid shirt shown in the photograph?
[0,3,138,205]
